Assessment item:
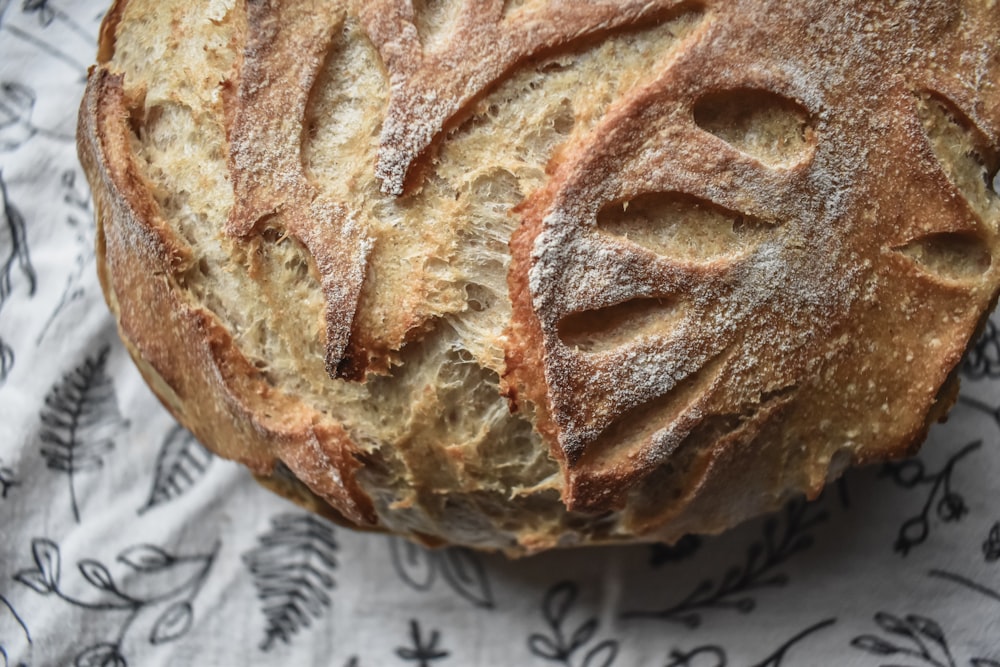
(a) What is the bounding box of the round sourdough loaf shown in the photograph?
[80,0,1000,554]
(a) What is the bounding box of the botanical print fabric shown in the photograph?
[1,2,998,665]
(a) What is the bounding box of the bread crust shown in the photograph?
[505,0,1000,520]
[80,0,1000,553]
[80,67,378,527]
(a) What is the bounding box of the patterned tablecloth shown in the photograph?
[1,2,999,665]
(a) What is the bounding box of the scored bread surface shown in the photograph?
[80,0,1000,553]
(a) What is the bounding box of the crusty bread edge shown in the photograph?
[78,61,380,529]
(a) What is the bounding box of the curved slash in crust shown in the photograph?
[80,67,377,526]
[227,0,373,378]
[360,0,694,196]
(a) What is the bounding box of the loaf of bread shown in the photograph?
[79,0,1000,554]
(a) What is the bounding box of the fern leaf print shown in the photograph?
[139,425,213,514]
[243,514,339,651]
[38,344,128,522]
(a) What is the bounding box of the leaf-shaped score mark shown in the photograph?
[363,0,687,195]
[388,537,494,608]
[0,82,36,152]
[894,232,992,283]
[139,425,213,514]
[692,88,814,168]
[74,643,126,667]
[118,545,176,572]
[150,601,193,645]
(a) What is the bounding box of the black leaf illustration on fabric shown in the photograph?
[13,537,217,664]
[388,537,494,608]
[528,581,619,667]
[984,523,1000,563]
[0,170,36,383]
[396,620,449,666]
[623,498,828,626]
[880,441,980,556]
[0,458,19,499]
[243,513,339,651]
[138,425,213,514]
[74,643,126,667]
[118,545,175,572]
[149,601,193,645]
[851,611,996,667]
[38,344,128,522]
[79,559,115,591]
[962,319,1000,380]
[663,618,835,667]
[649,535,703,568]
[13,538,60,594]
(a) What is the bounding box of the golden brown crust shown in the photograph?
[227,0,373,379]
[80,67,377,527]
[81,0,1000,553]
[359,0,695,196]
[506,1,1000,515]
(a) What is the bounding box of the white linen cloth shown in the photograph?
[1,2,998,665]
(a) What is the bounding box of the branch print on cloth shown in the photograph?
[623,498,829,625]
[852,612,1000,667]
[664,618,836,667]
[880,440,981,556]
[13,538,217,667]
[528,581,618,667]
